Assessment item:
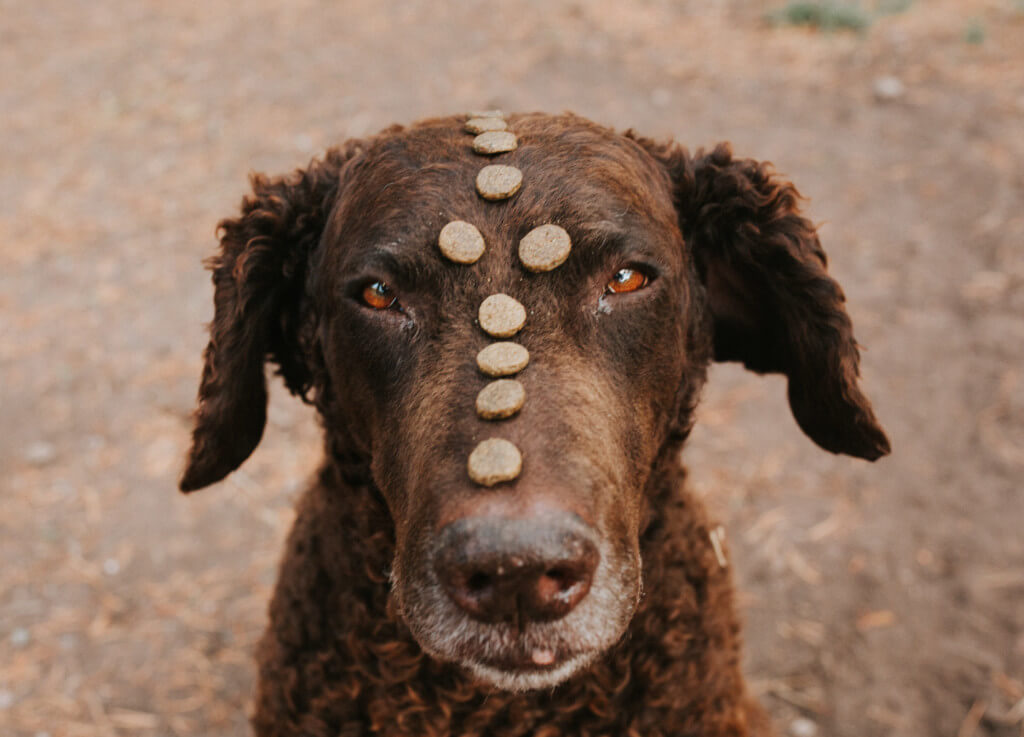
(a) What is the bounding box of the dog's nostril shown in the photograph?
[536,568,576,603]
[547,567,569,581]
[543,567,576,590]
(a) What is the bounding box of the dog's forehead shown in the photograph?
[321,113,691,491]
[330,115,677,257]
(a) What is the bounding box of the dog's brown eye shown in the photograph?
[361,281,398,310]
[606,268,649,294]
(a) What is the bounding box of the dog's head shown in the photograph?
[180,113,888,691]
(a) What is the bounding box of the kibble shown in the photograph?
[465,117,508,134]
[476,379,526,420]
[476,342,529,377]
[476,165,523,200]
[478,294,526,338]
[519,223,572,272]
[438,220,486,264]
[467,438,522,486]
[472,131,518,155]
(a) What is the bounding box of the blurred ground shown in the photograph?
[2,0,1023,735]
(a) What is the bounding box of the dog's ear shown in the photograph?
[657,141,889,460]
[180,146,358,492]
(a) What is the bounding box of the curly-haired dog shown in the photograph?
[180,112,889,736]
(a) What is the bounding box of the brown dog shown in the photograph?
[180,112,888,736]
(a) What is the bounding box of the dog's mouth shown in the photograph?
[470,638,585,671]
[424,621,608,691]
[462,647,602,692]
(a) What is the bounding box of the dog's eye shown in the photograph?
[606,268,649,295]
[361,281,399,310]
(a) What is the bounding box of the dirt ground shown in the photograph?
[2,0,1022,735]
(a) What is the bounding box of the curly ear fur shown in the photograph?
[651,140,889,461]
[180,146,360,492]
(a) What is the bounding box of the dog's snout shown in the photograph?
[434,516,599,624]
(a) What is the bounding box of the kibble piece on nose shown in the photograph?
[468,438,522,486]
[519,223,572,272]
[476,342,529,377]
[476,379,526,420]
[478,294,526,338]
[467,109,504,119]
[465,117,508,134]
[438,220,486,264]
[472,131,518,155]
[475,165,523,201]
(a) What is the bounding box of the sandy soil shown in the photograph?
[2,1,1022,735]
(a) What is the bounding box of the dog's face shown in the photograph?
[179,114,889,691]
[313,120,700,688]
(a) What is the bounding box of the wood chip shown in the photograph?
[476,379,525,420]
[476,342,529,377]
[476,165,522,200]
[472,131,518,155]
[465,117,508,134]
[856,610,896,631]
[478,294,526,338]
[438,220,486,264]
[518,223,571,272]
[468,438,522,486]
[957,699,988,737]
[709,526,728,568]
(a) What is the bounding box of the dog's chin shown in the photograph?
[462,651,599,692]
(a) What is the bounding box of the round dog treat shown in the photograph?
[465,117,508,134]
[476,165,523,200]
[519,223,572,272]
[468,109,505,119]
[468,438,522,486]
[476,342,529,377]
[476,379,526,420]
[472,131,518,155]
[438,220,486,264]
[478,294,526,338]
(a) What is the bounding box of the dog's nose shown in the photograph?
[433,516,599,624]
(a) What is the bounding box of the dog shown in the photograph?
[180,112,888,736]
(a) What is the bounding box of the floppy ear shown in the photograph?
[663,142,889,460]
[179,146,357,492]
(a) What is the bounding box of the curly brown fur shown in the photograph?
[180,113,887,736]
[252,450,768,737]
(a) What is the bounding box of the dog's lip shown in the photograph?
[473,644,580,672]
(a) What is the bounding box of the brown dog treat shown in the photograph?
[519,223,572,272]
[475,165,523,200]
[478,294,526,338]
[467,438,522,486]
[476,379,526,420]
[476,342,529,377]
[465,117,508,134]
[438,221,486,264]
[467,109,505,119]
[472,131,518,155]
